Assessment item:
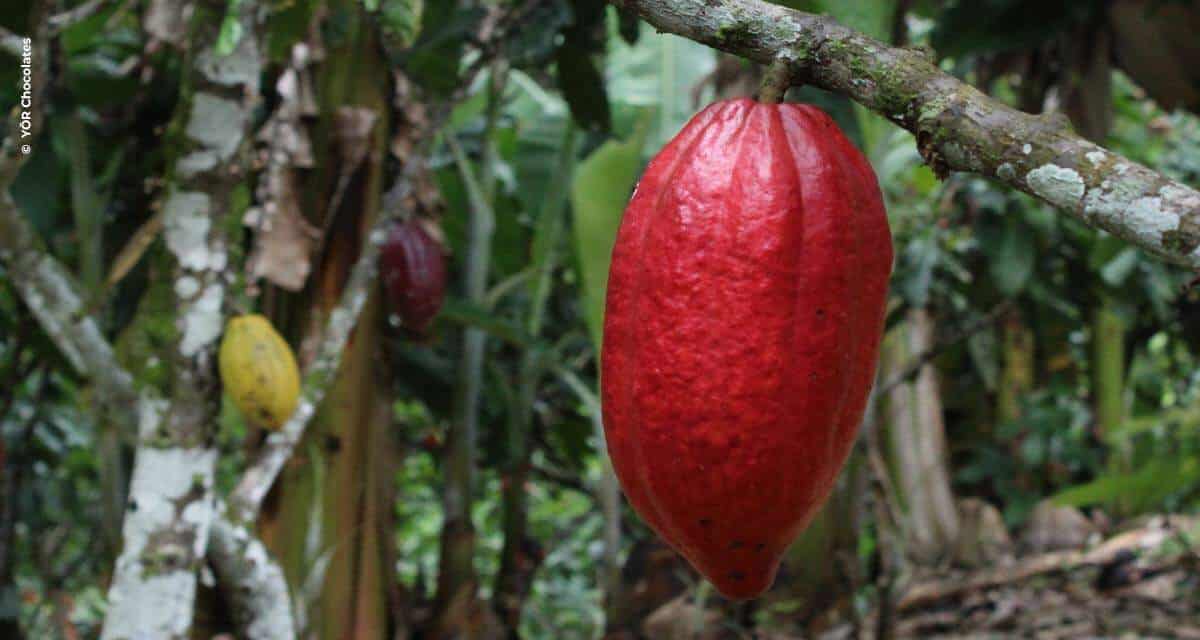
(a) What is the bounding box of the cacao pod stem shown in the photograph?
[756,57,796,104]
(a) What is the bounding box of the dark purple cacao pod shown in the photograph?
[380,218,446,333]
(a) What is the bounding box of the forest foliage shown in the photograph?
[2,0,1200,638]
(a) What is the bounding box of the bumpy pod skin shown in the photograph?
[601,99,893,600]
[219,314,301,430]
[380,218,447,333]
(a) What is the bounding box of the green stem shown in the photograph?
[494,121,580,631]
[1092,300,1126,439]
[434,62,508,619]
[1092,296,1128,515]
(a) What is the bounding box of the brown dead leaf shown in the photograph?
[245,168,320,291]
[641,595,725,640]
[246,43,324,291]
[105,212,164,289]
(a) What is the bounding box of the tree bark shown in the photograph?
[881,309,960,565]
[101,2,263,637]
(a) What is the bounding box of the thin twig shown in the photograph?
[876,300,1014,396]
[47,0,110,32]
[896,516,1195,611]
[0,28,23,58]
[531,463,593,497]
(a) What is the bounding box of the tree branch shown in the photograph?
[897,516,1194,612]
[611,0,1200,269]
[207,514,295,639]
[47,0,110,32]
[0,28,24,59]
[0,192,139,426]
[1,0,110,58]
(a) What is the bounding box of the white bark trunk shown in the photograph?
[101,6,263,637]
[101,397,219,640]
[882,309,960,565]
[209,514,297,639]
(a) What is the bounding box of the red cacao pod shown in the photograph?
[601,98,893,600]
[380,218,447,333]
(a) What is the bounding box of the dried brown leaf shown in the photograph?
[246,169,319,291]
[104,212,163,289]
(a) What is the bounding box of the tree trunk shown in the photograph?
[101,2,262,636]
[880,309,960,565]
[255,5,400,638]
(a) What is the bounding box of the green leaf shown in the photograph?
[215,0,246,57]
[896,233,938,307]
[555,0,610,132]
[1086,232,1127,272]
[981,216,1034,296]
[555,40,611,133]
[570,114,650,348]
[931,0,1103,58]
[966,326,999,391]
[402,4,484,95]
[1099,247,1139,286]
[266,0,319,62]
[1052,456,1200,511]
[528,124,581,331]
[508,0,573,67]
[440,300,535,348]
[378,0,424,50]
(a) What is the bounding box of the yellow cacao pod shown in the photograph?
[219,314,300,430]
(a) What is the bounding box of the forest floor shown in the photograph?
[824,514,1200,639]
[613,511,1199,639]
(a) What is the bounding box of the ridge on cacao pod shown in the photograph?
[219,314,302,431]
[380,217,447,334]
[600,98,893,600]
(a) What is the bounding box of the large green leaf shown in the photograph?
[1052,455,1200,512]
[570,116,649,349]
[377,0,424,50]
[979,215,1035,296]
[556,40,611,133]
[931,0,1103,58]
[809,0,893,41]
[401,3,484,95]
[555,0,610,132]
